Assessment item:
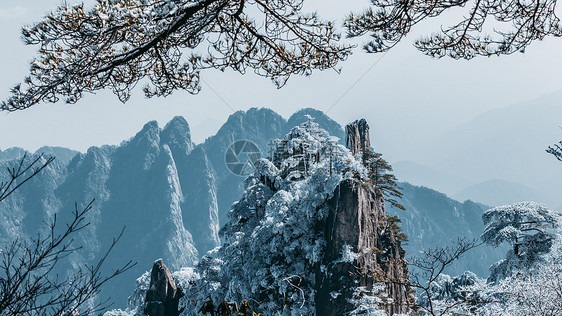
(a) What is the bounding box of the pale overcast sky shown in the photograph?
[1,0,561,160]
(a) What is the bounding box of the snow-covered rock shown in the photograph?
[172,118,415,315]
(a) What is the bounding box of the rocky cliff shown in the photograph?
[316,120,415,315]
[163,118,416,315]
[144,259,185,316]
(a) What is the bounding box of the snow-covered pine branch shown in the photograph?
[3,0,351,110]
[345,0,562,58]
[482,202,560,253]
[461,234,562,316]
[481,201,561,282]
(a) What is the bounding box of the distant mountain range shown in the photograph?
[393,160,562,210]
[394,90,562,210]
[0,108,505,308]
[453,179,555,207]
[392,160,472,194]
[0,146,78,163]
[388,183,506,277]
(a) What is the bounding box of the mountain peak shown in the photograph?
[190,118,414,315]
[287,108,345,143]
[222,108,285,129]
[35,146,79,165]
[0,147,26,162]
[345,119,370,155]
[161,116,193,155]
[140,120,160,132]
[130,120,161,147]
[163,116,191,135]
[211,108,286,147]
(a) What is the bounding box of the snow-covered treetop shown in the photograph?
[481,202,561,283]
[482,201,561,248]
[269,117,356,182]
[223,118,368,236]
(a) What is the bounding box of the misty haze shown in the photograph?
[0,1,561,315]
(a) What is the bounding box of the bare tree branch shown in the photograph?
[0,153,55,202]
[0,199,136,315]
[408,238,480,315]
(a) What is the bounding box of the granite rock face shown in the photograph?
[316,120,415,315]
[345,118,371,156]
[144,259,185,316]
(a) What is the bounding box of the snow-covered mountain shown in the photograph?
[403,91,562,208]
[0,108,503,309]
[120,118,415,315]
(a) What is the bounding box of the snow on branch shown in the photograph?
[345,0,562,59]
[3,0,351,110]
